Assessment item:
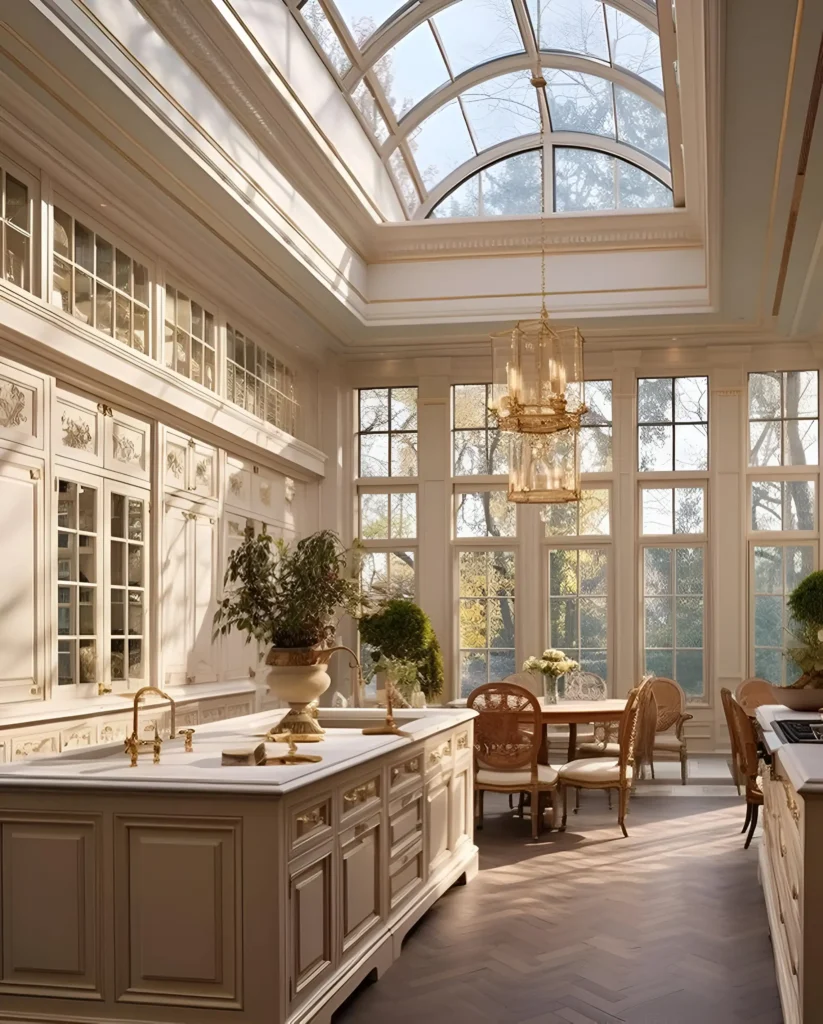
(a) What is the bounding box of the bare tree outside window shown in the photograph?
[358,387,418,477]
[638,376,708,472]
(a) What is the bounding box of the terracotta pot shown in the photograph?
[769,685,823,712]
[265,647,332,737]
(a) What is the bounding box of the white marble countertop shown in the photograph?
[0,707,476,795]
[757,704,823,795]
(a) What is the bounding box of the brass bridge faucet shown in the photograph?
[124,686,193,766]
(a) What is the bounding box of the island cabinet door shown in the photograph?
[425,771,452,877]
[449,761,472,852]
[338,812,383,959]
[288,842,335,1010]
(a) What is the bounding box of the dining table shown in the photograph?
[448,696,628,763]
[534,699,628,763]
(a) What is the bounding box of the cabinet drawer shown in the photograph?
[389,835,424,911]
[389,752,423,790]
[340,774,381,822]
[289,796,333,857]
[425,737,453,776]
[389,793,423,854]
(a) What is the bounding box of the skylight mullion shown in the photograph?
[511,0,539,60]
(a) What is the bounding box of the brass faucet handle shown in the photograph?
[178,728,195,753]
[152,726,162,765]
[124,733,140,767]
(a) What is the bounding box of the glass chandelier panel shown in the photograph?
[490,312,586,433]
[508,427,581,504]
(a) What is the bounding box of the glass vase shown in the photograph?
[543,675,558,704]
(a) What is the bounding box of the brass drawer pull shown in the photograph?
[296,808,324,829]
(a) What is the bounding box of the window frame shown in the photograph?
[747,370,819,469]
[356,385,419,480]
[0,149,38,297]
[50,193,154,358]
[637,375,709,474]
[225,319,299,437]
[163,277,220,394]
[451,382,509,481]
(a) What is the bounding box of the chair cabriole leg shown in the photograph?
[744,801,759,849]
[741,801,752,834]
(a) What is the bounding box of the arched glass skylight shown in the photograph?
[291,0,675,219]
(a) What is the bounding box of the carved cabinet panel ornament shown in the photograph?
[62,412,93,451]
[166,449,184,479]
[229,472,243,496]
[0,379,27,428]
[112,430,139,463]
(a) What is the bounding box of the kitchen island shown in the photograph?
[0,706,478,1024]
[756,704,823,1024]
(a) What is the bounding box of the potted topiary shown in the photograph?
[781,570,823,709]
[213,527,360,735]
[358,599,444,703]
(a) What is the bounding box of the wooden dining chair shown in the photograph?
[727,691,764,849]
[558,683,656,837]
[467,681,558,840]
[720,687,743,798]
[644,677,693,785]
[735,677,775,716]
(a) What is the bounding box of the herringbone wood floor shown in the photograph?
[334,783,781,1024]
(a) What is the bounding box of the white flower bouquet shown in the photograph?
[523,649,578,703]
[523,649,579,679]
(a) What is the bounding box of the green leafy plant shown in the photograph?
[784,570,823,688]
[213,527,360,649]
[358,599,444,700]
[366,655,420,701]
[788,571,823,627]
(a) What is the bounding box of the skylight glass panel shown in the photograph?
[352,80,390,142]
[528,0,609,61]
[614,87,669,165]
[617,161,671,208]
[389,148,420,213]
[430,150,542,218]
[481,151,542,215]
[384,23,449,117]
[300,0,352,76]
[605,7,663,89]
[555,147,671,211]
[332,0,412,47]
[555,147,614,211]
[461,73,541,151]
[433,0,524,78]
[410,100,476,188]
[430,175,481,218]
[546,70,615,138]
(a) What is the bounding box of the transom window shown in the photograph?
[641,485,705,535]
[638,376,708,472]
[289,0,678,219]
[358,387,418,477]
[455,489,516,538]
[52,207,150,354]
[1,163,31,291]
[452,384,508,476]
[164,286,216,392]
[751,480,816,533]
[749,371,818,467]
[226,324,297,436]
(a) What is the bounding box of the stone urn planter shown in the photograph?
[266,646,335,736]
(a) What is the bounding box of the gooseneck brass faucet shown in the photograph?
[125,686,187,766]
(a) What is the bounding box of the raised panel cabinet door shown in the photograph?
[191,515,218,682]
[425,776,451,876]
[449,765,471,851]
[340,820,382,956]
[289,848,333,1007]
[161,504,191,686]
[0,460,43,703]
[114,817,242,1006]
[54,390,102,467]
[0,361,44,450]
[191,442,217,500]
[0,818,100,995]
[106,409,150,481]
[224,457,252,511]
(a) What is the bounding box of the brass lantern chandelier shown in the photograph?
[488,57,587,504]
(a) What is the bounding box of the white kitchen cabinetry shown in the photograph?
[0,453,45,704]
[161,500,219,685]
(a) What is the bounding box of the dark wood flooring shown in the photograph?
[333,790,782,1024]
